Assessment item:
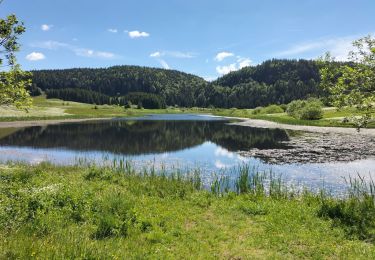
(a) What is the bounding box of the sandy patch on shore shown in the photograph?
[230,118,375,137]
[0,106,69,117]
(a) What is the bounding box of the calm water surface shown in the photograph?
[0,114,374,192]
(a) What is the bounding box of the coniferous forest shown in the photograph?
[31,59,345,108]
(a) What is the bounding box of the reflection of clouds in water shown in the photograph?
[30,157,47,165]
[0,145,374,194]
[215,160,230,169]
[161,153,169,159]
[214,146,251,169]
[236,154,248,163]
[214,147,234,158]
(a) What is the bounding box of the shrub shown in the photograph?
[280,104,287,111]
[298,101,323,120]
[124,92,166,109]
[261,104,284,114]
[252,107,263,115]
[286,99,323,120]
[124,101,132,109]
[286,100,306,117]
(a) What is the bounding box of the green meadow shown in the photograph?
[1,163,375,259]
[0,96,374,128]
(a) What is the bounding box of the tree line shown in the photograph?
[31,59,347,108]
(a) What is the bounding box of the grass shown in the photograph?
[211,107,375,128]
[1,162,375,258]
[0,95,374,128]
[0,96,207,122]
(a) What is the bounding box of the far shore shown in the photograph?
[0,117,113,128]
[1,114,375,137]
[230,117,375,137]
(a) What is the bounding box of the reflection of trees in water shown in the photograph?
[0,120,290,155]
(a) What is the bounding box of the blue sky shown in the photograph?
[1,0,374,80]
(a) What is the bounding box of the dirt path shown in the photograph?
[0,118,112,128]
[230,118,375,137]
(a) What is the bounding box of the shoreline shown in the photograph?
[1,114,375,137]
[229,117,375,137]
[0,117,113,128]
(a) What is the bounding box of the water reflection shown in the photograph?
[0,118,290,155]
[0,115,373,194]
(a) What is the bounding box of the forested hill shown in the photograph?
[31,59,338,108]
[32,66,206,107]
[214,59,320,87]
[210,59,326,106]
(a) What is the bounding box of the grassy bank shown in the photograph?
[1,163,375,258]
[0,96,374,128]
[211,107,375,128]
[0,96,204,122]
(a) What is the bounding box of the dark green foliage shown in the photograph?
[26,84,43,96]
[318,176,375,241]
[0,14,26,66]
[124,92,166,109]
[46,88,111,105]
[213,59,326,106]
[31,59,340,108]
[124,100,132,109]
[32,66,206,107]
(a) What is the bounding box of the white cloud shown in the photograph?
[30,40,117,59]
[216,63,237,75]
[149,50,196,70]
[149,51,195,59]
[96,51,115,58]
[275,35,371,61]
[159,59,170,69]
[26,52,45,61]
[166,51,195,58]
[41,24,53,31]
[238,57,252,69]
[203,76,216,82]
[32,40,69,50]
[107,28,118,33]
[277,42,324,57]
[215,51,234,61]
[128,30,150,38]
[215,54,253,75]
[150,51,161,58]
[75,48,115,58]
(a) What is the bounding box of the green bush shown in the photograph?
[287,99,323,120]
[299,101,323,120]
[124,101,132,109]
[286,100,305,117]
[252,107,263,115]
[125,92,166,109]
[252,105,284,115]
[261,104,284,114]
[280,104,287,111]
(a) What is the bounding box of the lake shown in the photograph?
[0,114,374,193]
